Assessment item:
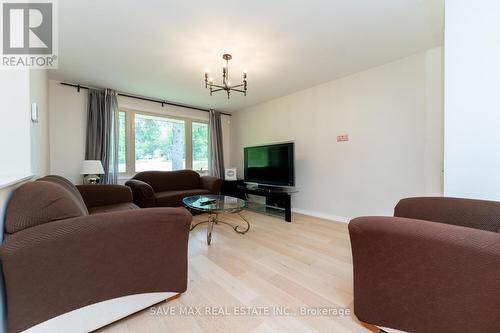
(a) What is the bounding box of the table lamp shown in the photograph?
[81,160,104,184]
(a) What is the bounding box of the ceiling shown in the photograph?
[49,0,444,112]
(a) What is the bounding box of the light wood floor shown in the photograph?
[99,211,379,333]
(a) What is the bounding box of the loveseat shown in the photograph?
[0,175,191,332]
[125,170,222,208]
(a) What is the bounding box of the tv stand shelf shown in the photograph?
[222,180,297,222]
[246,202,287,220]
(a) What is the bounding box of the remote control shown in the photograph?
[199,199,217,206]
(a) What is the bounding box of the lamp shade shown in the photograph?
[80,160,104,175]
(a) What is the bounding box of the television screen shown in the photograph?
[244,142,294,186]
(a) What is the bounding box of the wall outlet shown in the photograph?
[337,134,349,142]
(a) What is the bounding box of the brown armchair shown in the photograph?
[0,176,191,332]
[349,197,500,333]
[126,170,222,208]
[76,184,137,213]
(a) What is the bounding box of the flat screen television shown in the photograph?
[244,142,295,187]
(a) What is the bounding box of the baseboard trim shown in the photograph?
[291,208,350,223]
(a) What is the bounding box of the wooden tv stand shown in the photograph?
[221,180,297,222]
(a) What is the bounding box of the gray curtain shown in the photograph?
[209,109,225,179]
[85,89,119,184]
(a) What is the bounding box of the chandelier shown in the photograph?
[204,54,247,99]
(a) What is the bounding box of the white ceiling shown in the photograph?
[49,0,444,112]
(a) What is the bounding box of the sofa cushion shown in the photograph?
[133,170,201,192]
[155,189,211,207]
[88,202,139,214]
[39,175,89,215]
[5,181,88,234]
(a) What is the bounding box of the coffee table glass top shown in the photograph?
[183,195,246,213]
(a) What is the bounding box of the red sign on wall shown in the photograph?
[337,134,349,142]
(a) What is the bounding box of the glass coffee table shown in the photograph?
[182,195,250,245]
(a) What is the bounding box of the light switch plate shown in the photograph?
[31,103,38,123]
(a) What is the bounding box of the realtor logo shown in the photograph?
[1,0,58,68]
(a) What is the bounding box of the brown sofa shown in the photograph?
[0,175,191,332]
[349,197,500,333]
[126,170,222,208]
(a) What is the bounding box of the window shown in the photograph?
[118,111,126,173]
[135,113,186,172]
[118,110,208,175]
[192,122,209,172]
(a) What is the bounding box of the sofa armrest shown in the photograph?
[0,207,192,333]
[125,179,156,207]
[200,176,222,194]
[76,184,133,208]
[394,197,500,232]
[348,216,500,333]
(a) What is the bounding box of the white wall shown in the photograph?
[30,70,50,177]
[444,0,500,201]
[48,81,87,183]
[231,47,443,220]
[0,70,31,181]
[49,81,231,183]
[0,69,49,182]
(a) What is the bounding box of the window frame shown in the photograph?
[118,108,209,177]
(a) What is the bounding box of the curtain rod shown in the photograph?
[59,82,232,117]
